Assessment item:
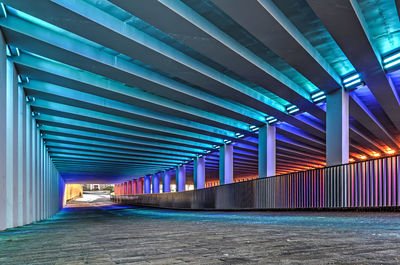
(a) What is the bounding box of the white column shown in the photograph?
[258,124,276,178]
[0,32,7,230]
[326,88,349,166]
[194,156,205,189]
[17,83,26,226]
[219,144,233,185]
[26,101,33,224]
[9,59,19,228]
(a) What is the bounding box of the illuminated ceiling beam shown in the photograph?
[349,94,400,149]
[30,99,222,146]
[10,51,254,133]
[42,0,325,137]
[307,0,400,132]
[48,148,185,164]
[24,80,237,139]
[118,0,324,121]
[47,0,285,113]
[40,125,207,154]
[0,13,263,127]
[46,142,188,161]
[50,153,178,166]
[43,135,196,158]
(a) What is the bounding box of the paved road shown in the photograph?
[1,191,400,264]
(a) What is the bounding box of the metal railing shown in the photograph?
[112,155,400,210]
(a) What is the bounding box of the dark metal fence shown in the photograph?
[112,155,400,210]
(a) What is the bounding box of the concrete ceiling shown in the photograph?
[1,0,400,183]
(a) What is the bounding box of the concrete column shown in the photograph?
[152,173,160,194]
[219,144,233,185]
[144,176,151,194]
[31,119,37,222]
[138,178,144,194]
[128,180,133,195]
[25,103,32,224]
[133,179,137,195]
[176,165,186,192]
[194,156,205,189]
[162,171,171,193]
[18,84,26,225]
[8,58,18,227]
[0,32,7,230]
[258,124,276,178]
[326,88,349,166]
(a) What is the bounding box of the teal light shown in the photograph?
[344,79,362,88]
[384,59,400,70]
[342,73,362,89]
[342,73,359,84]
[235,132,244,138]
[383,51,400,70]
[249,125,259,132]
[286,105,299,114]
[266,116,278,124]
[383,52,400,63]
[0,2,6,18]
[311,91,326,103]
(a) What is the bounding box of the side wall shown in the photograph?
[0,31,63,230]
[63,184,83,206]
[113,156,400,210]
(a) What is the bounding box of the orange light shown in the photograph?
[359,155,367,160]
[349,158,355,162]
[371,152,381,157]
[385,148,395,155]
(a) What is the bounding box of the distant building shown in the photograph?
[82,184,114,191]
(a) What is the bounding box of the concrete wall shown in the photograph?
[63,184,83,206]
[0,31,63,230]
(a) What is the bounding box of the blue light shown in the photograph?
[249,125,257,129]
[267,118,278,124]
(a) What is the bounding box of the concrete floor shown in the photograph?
[1,192,400,264]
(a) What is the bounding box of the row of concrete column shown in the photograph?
[0,34,63,230]
[116,87,349,195]
[116,129,276,195]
